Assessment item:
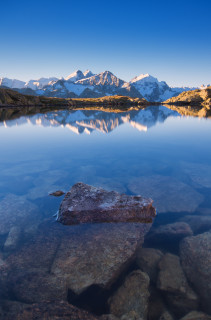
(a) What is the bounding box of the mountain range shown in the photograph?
[0,70,207,102]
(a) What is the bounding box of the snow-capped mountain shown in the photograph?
[0,70,202,102]
[38,71,143,99]
[0,77,26,89]
[25,77,59,90]
[130,73,197,102]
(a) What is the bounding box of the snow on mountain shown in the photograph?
[76,71,125,87]
[25,77,59,90]
[130,73,159,84]
[0,77,26,89]
[83,70,95,78]
[0,70,204,101]
[65,70,85,82]
[129,73,198,102]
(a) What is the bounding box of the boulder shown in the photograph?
[146,222,193,248]
[147,286,166,320]
[57,182,156,225]
[51,223,152,295]
[157,253,199,317]
[108,270,150,319]
[180,311,211,320]
[8,270,67,303]
[179,215,211,234]
[136,248,163,283]
[4,219,152,302]
[180,231,211,314]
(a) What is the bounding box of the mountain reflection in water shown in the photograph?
[0,106,180,134]
[0,105,211,319]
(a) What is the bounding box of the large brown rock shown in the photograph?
[157,253,199,317]
[57,182,156,225]
[180,231,211,314]
[51,222,152,295]
[3,218,152,303]
[108,270,150,319]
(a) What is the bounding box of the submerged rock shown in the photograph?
[128,175,203,213]
[4,219,152,302]
[157,253,199,317]
[179,215,211,234]
[180,231,211,314]
[16,301,99,320]
[0,194,38,235]
[146,222,193,244]
[4,226,22,252]
[136,248,163,283]
[57,182,156,225]
[179,311,211,320]
[51,223,152,295]
[108,270,150,319]
[147,286,166,320]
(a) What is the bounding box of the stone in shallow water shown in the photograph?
[146,222,193,244]
[4,226,22,252]
[179,215,211,234]
[180,231,211,314]
[108,270,150,319]
[157,253,199,317]
[4,219,152,302]
[136,248,163,283]
[181,162,211,188]
[128,175,203,213]
[51,222,152,295]
[49,190,65,197]
[0,194,39,235]
[57,182,156,225]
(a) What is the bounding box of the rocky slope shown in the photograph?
[0,70,202,101]
[163,87,211,117]
[0,88,149,109]
[164,86,211,106]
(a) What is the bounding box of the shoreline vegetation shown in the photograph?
[0,87,210,117]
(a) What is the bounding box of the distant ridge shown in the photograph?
[0,70,206,102]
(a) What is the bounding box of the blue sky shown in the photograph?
[1,0,210,86]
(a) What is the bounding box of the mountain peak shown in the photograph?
[130,73,158,84]
[83,70,94,78]
[65,70,84,81]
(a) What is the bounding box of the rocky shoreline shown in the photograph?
[0,183,211,319]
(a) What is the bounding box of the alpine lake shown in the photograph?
[0,105,211,320]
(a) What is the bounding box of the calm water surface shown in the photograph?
[0,105,211,318]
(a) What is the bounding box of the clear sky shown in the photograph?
[1,0,210,87]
